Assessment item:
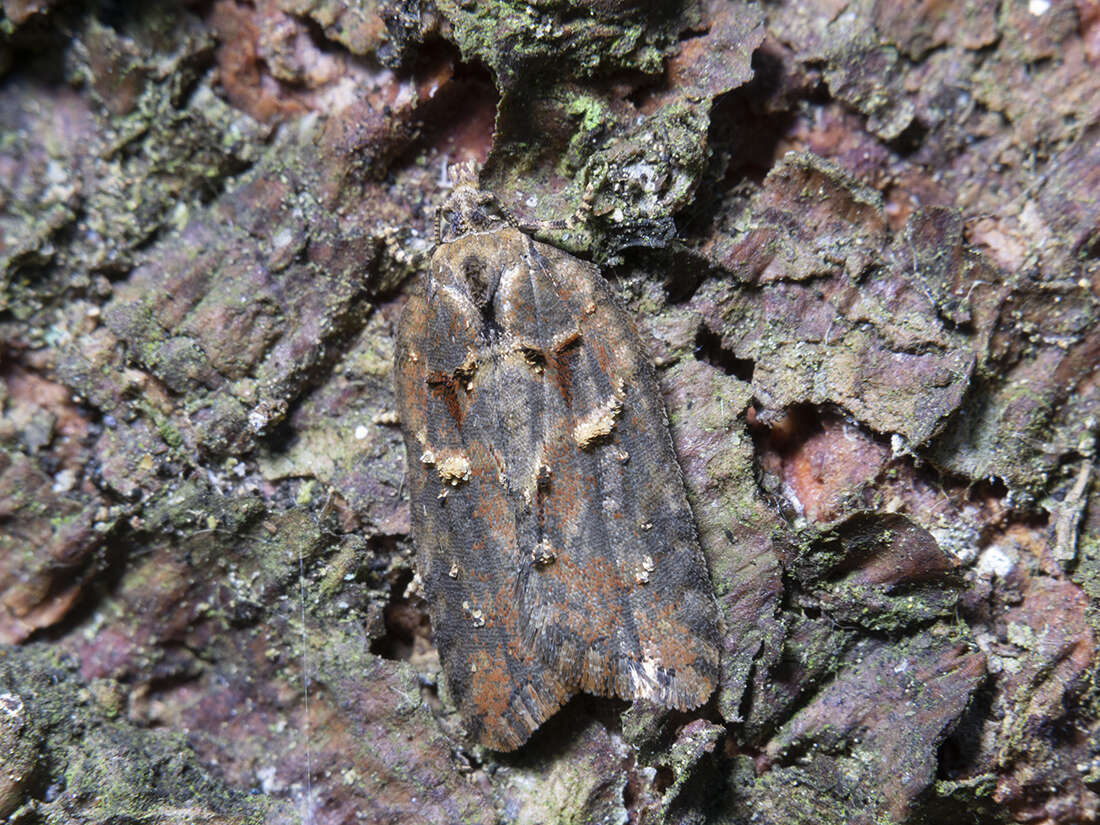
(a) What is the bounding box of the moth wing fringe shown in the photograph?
[464,669,574,752]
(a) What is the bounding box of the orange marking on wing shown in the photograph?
[427,371,464,427]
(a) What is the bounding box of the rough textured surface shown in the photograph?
[0,0,1097,822]
[0,644,284,823]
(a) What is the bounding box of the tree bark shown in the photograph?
[1,1,1097,823]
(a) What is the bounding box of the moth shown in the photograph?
[394,165,720,750]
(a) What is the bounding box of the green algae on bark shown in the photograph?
[437,0,692,89]
[478,0,764,261]
[730,630,984,825]
[0,645,281,823]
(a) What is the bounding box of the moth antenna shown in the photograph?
[567,174,598,229]
[517,175,598,236]
[498,202,524,231]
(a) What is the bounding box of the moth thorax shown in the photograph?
[437,186,510,244]
[459,253,503,312]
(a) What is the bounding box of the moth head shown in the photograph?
[436,169,513,244]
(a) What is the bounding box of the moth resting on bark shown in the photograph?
[394,166,720,750]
